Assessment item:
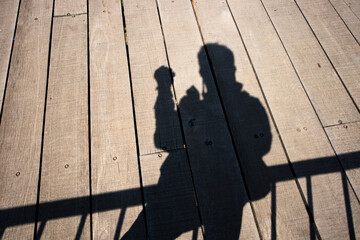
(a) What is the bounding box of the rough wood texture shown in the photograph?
[261,0,360,127]
[294,0,360,110]
[329,0,360,43]
[124,0,202,238]
[88,0,146,238]
[194,0,313,239]
[54,0,86,16]
[157,0,260,239]
[0,0,20,114]
[227,0,360,239]
[124,0,183,156]
[138,150,202,239]
[325,122,360,198]
[0,0,52,238]
[38,15,90,239]
[342,0,360,19]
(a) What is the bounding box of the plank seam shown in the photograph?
[154,0,206,237]
[189,1,263,239]
[33,0,55,238]
[293,0,360,114]
[86,0,93,239]
[120,0,149,238]
[323,120,360,128]
[53,12,87,18]
[0,0,22,123]
[341,0,360,21]
[327,0,360,46]
[225,1,322,239]
[292,0,360,204]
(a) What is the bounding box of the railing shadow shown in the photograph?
[1,44,359,239]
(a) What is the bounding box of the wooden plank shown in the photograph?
[294,0,360,110]
[0,0,52,238]
[156,0,260,239]
[343,0,360,20]
[123,1,202,239]
[135,150,202,239]
[261,0,360,127]
[0,0,20,114]
[226,0,360,239]
[325,122,360,197]
[124,0,183,156]
[329,0,360,43]
[193,1,313,239]
[37,15,90,239]
[54,0,86,16]
[88,0,146,238]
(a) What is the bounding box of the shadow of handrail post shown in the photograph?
[0,152,359,237]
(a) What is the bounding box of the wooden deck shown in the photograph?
[0,0,359,239]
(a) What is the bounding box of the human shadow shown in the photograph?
[123,43,274,239]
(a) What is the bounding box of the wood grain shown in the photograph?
[124,0,183,156]
[295,0,360,110]
[227,0,360,238]
[157,0,260,238]
[124,0,202,238]
[0,0,53,238]
[329,0,360,43]
[0,0,20,115]
[261,0,360,127]
[54,0,86,16]
[325,122,360,198]
[193,0,313,239]
[38,14,90,239]
[88,0,146,238]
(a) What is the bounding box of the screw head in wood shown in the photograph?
[113,156,117,161]
[343,125,348,129]
[158,153,162,157]
[303,127,307,131]
[338,120,342,124]
[65,164,69,168]
[16,172,20,177]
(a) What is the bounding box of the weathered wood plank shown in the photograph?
[0,0,52,238]
[325,122,360,198]
[123,0,202,238]
[227,0,360,239]
[88,0,146,238]
[156,0,260,239]
[37,15,90,239]
[137,150,202,239]
[54,0,86,16]
[0,0,20,115]
[329,0,360,43]
[294,0,360,110]
[124,0,183,156]
[261,0,360,127]
[342,0,360,20]
[193,0,313,239]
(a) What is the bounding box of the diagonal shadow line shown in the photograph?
[36,220,46,240]
[114,207,126,240]
[341,171,356,240]
[306,176,315,240]
[0,152,359,231]
[74,214,87,240]
[271,183,276,240]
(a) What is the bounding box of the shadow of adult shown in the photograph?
[124,44,272,239]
